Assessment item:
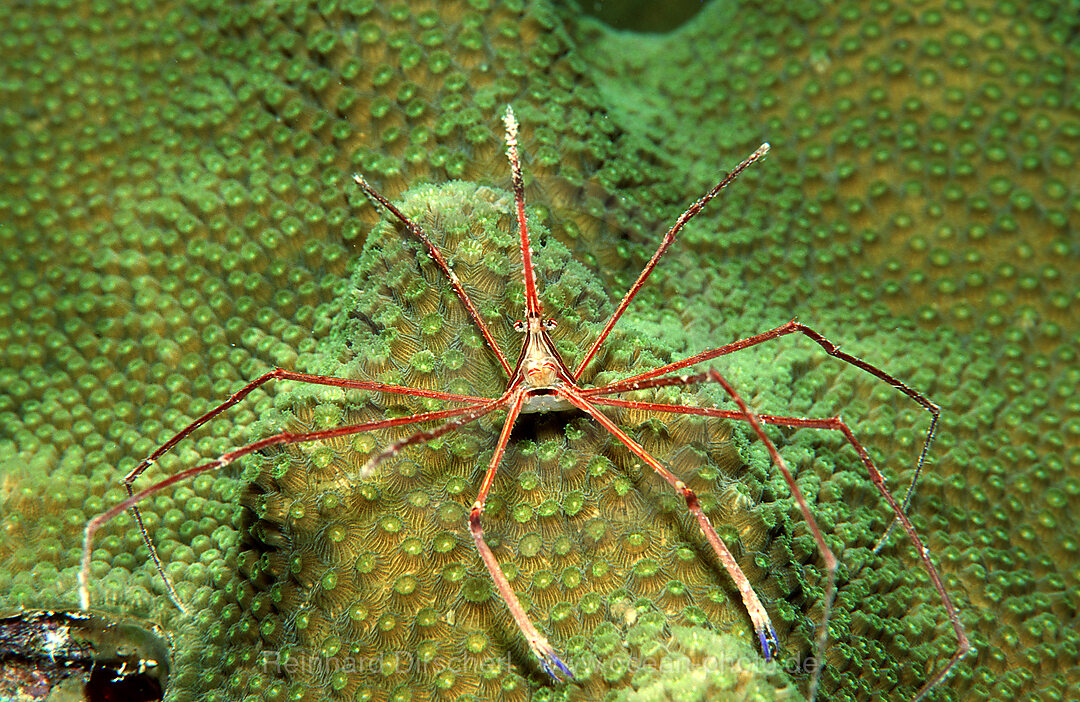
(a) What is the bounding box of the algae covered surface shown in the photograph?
[1,1,1078,700]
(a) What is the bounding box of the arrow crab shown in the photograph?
[80,106,969,699]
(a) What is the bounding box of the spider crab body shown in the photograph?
[512,318,575,413]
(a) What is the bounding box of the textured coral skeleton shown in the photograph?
[78,105,971,699]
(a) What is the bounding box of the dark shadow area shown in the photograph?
[565,0,706,33]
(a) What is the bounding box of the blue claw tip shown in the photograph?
[540,652,574,682]
[758,625,780,661]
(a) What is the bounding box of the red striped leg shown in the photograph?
[587,373,970,701]
[572,143,772,381]
[119,367,486,610]
[580,320,941,552]
[81,401,489,612]
[359,393,511,478]
[555,385,781,664]
[467,390,573,681]
[353,174,513,377]
[124,368,486,488]
[703,370,837,702]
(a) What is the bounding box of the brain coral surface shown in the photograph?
[0,1,1077,701]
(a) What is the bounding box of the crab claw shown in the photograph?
[535,644,573,683]
[756,621,781,661]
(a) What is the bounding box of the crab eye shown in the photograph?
[512,320,526,332]
[542,318,558,330]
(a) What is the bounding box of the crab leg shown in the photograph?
[467,389,573,680]
[573,143,771,380]
[585,371,970,700]
[556,384,781,662]
[354,174,514,377]
[80,401,490,611]
[581,318,941,552]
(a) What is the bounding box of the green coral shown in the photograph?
[610,625,802,702]
[1,0,1078,701]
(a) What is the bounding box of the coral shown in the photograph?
[0,0,1077,701]
[608,626,802,702]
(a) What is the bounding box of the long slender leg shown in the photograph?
[123,368,486,490]
[80,400,494,611]
[586,376,971,701]
[118,368,488,610]
[467,390,573,681]
[122,485,187,611]
[555,385,782,664]
[359,392,512,478]
[703,371,836,702]
[572,142,771,381]
[582,319,941,550]
[353,175,513,377]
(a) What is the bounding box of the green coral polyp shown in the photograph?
[408,348,438,373]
